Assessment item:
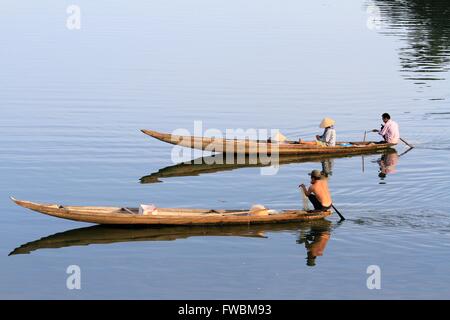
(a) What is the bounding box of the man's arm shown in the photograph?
[379,123,388,136]
[299,184,311,196]
[373,124,386,135]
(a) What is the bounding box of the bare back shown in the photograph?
[309,179,332,207]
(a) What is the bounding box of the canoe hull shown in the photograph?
[141,129,395,155]
[11,198,332,226]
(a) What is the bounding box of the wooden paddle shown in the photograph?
[331,204,345,221]
[399,137,414,148]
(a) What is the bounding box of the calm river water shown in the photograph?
[1,0,450,299]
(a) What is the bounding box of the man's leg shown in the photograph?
[308,194,323,210]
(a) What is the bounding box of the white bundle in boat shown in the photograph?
[272,131,288,143]
[249,204,269,216]
[139,204,158,215]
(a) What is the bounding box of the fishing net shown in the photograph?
[300,188,310,211]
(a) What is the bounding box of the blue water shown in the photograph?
[1,0,450,299]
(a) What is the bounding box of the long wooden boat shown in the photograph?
[11,197,332,226]
[9,220,331,255]
[141,129,395,155]
[140,151,396,183]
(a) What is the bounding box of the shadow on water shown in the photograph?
[140,150,397,184]
[9,220,336,266]
[373,0,450,84]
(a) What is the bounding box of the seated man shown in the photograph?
[299,117,336,147]
[299,170,332,211]
[372,113,400,144]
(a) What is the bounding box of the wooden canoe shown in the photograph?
[9,220,332,255]
[140,150,396,183]
[11,197,332,226]
[141,129,396,155]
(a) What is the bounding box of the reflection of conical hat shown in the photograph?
[250,204,269,216]
[319,117,335,128]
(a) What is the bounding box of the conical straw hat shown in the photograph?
[319,117,335,128]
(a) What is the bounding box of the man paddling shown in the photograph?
[299,170,332,211]
[372,113,400,144]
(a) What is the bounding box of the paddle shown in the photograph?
[331,204,345,221]
[399,137,414,148]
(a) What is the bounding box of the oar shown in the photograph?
[399,137,414,148]
[331,204,345,221]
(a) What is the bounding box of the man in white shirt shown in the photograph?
[373,113,400,144]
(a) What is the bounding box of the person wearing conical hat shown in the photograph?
[299,117,336,147]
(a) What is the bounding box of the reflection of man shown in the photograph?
[378,151,399,179]
[305,232,330,267]
[297,220,332,267]
[321,159,333,177]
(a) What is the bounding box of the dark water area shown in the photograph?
[1,0,450,299]
[374,0,450,84]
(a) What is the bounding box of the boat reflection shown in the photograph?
[140,151,395,184]
[10,220,334,266]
